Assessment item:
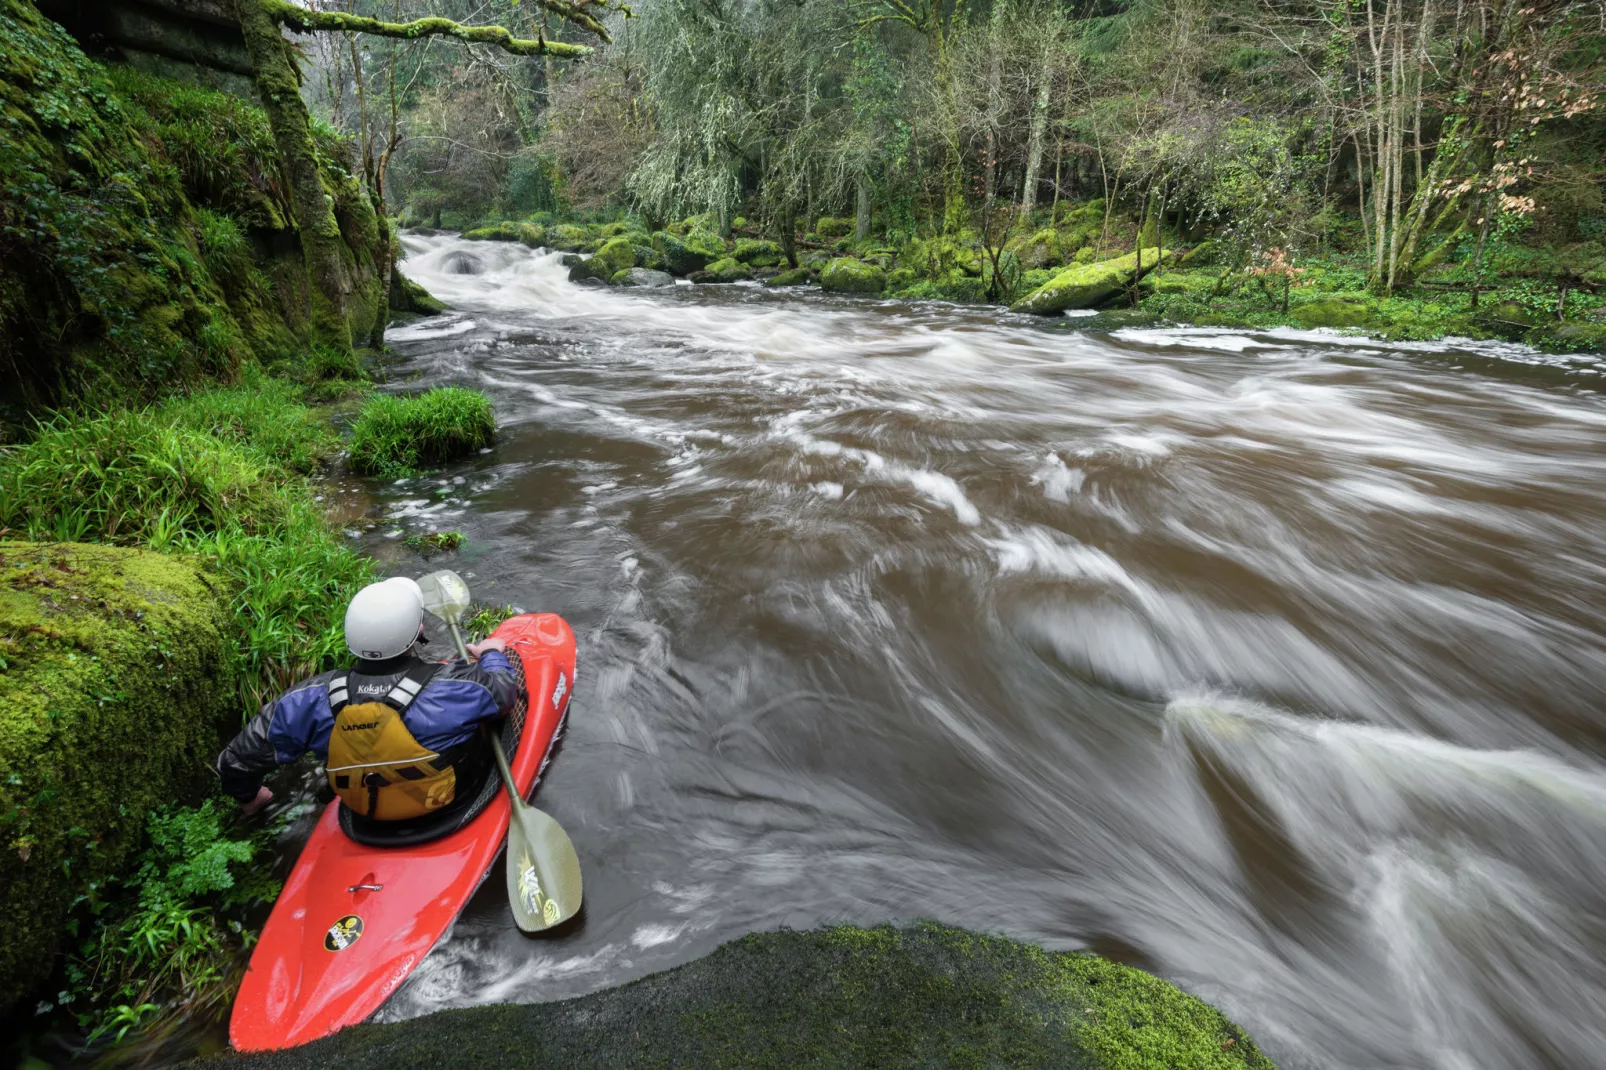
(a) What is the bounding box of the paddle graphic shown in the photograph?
[418,570,584,932]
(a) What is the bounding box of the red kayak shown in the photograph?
[229,613,577,1052]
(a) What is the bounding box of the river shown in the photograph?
[339,232,1606,1070]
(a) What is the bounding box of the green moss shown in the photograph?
[593,236,637,274]
[766,267,811,287]
[655,229,726,275]
[815,215,853,238]
[1013,248,1163,314]
[733,237,783,266]
[820,257,886,294]
[694,257,752,283]
[0,541,235,1008]
[347,387,495,477]
[1291,296,1374,329]
[211,923,1275,1070]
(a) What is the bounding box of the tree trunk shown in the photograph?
[236,0,356,351]
[855,173,872,242]
[1021,44,1054,219]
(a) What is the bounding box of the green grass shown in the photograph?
[347,388,495,478]
[0,383,374,712]
[464,602,517,641]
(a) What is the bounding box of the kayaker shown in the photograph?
[217,576,519,819]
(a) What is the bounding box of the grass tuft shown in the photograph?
[347,388,495,478]
[403,530,464,556]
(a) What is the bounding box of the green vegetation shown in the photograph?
[0,542,235,1010]
[464,603,518,642]
[214,923,1276,1070]
[0,4,386,422]
[403,530,464,556]
[347,388,496,478]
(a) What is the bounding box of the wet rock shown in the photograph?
[617,268,676,288]
[567,256,613,284]
[211,924,1276,1070]
[593,237,637,275]
[820,257,886,294]
[766,267,811,287]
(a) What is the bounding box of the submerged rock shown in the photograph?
[820,257,886,294]
[1012,248,1163,314]
[209,924,1277,1070]
[0,543,234,1008]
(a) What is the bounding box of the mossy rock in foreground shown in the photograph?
[0,542,235,1010]
[215,924,1275,1070]
[821,257,887,294]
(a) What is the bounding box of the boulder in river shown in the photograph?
[212,923,1276,1070]
[733,238,783,267]
[820,258,886,294]
[616,268,676,288]
[766,267,811,287]
[691,258,752,283]
[1011,248,1163,314]
[593,237,637,275]
[0,542,234,1010]
[568,256,613,284]
[656,229,727,276]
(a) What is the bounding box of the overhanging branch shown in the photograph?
[262,0,605,58]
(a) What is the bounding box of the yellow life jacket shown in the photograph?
[325,663,465,821]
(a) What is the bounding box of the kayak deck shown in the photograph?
[229,613,576,1052]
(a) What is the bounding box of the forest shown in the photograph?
[311,0,1606,346]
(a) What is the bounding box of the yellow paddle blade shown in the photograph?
[506,799,583,932]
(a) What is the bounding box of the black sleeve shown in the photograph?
[216,702,280,802]
[448,650,521,716]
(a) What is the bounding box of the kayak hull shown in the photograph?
[229,613,576,1052]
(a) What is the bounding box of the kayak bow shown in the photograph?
[229,612,576,1052]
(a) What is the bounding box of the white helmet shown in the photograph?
[345,577,425,660]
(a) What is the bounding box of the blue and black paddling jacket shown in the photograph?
[217,650,519,804]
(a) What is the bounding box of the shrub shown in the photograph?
[347,388,495,477]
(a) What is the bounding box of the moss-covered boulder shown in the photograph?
[389,267,447,317]
[1292,296,1374,329]
[1013,228,1065,270]
[0,542,235,1009]
[1476,301,1541,341]
[815,215,853,238]
[655,229,727,276]
[212,923,1275,1070]
[734,238,783,266]
[766,267,812,287]
[462,221,547,248]
[547,224,588,251]
[1012,248,1163,314]
[820,258,886,294]
[567,256,613,285]
[1528,321,1606,353]
[616,268,676,288]
[593,237,637,275]
[692,257,752,283]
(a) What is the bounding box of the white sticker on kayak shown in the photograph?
[551,672,568,710]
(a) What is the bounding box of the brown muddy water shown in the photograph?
[307,233,1606,1070]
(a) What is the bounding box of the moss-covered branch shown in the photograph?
[262,0,603,56]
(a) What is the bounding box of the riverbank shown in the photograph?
[452,209,1606,354]
[205,924,1275,1070]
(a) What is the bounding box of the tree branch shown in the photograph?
[262,0,605,58]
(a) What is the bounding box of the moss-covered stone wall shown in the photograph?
[0,0,382,426]
[0,541,236,1008]
[212,923,1277,1069]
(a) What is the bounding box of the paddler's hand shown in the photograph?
[241,785,273,817]
[465,637,508,659]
